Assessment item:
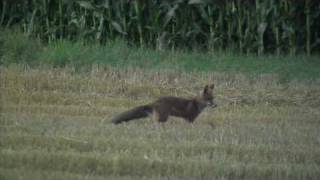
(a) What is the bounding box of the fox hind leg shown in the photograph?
[158,114,168,123]
[153,111,168,123]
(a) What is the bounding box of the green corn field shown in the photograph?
[1,0,319,55]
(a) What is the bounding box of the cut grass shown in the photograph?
[1,66,320,179]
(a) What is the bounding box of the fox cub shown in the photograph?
[112,84,217,124]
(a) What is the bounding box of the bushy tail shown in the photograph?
[111,105,152,124]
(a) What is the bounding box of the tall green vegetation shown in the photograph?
[0,0,320,55]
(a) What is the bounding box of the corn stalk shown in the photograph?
[305,0,311,55]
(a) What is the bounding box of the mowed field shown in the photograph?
[1,66,320,180]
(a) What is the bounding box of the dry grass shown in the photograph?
[1,65,320,180]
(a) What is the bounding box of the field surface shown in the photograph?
[1,66,320,180]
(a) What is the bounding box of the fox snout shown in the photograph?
[207,101,217,108]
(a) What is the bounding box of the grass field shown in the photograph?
[1,65,320,179]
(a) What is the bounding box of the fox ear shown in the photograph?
[203,85,209,94]
[203,84,214,94]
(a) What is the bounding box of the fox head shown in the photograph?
[200,84,217,108]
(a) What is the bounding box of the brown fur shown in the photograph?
[111,84,217,124]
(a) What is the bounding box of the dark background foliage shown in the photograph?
[1,0,320,55]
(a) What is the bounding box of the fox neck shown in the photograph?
[193,96,208,112]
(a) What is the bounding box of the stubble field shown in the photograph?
[1,65,320,179]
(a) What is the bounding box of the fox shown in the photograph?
[111,84,217,124]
